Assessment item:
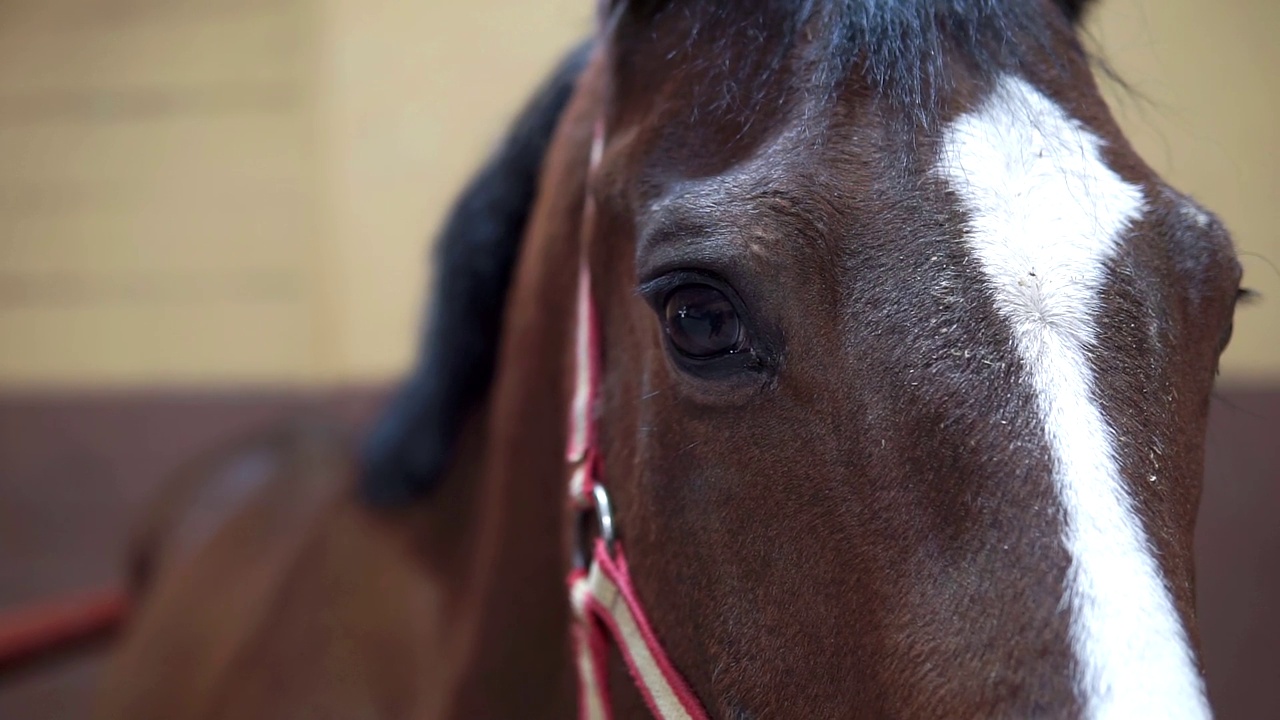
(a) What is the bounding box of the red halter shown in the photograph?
[564,116,711,720]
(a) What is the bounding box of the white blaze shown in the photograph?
[936,75,1209,718]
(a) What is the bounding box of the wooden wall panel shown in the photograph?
[315,0,588,381]
[1,117,310,274]
[0,3,303,91]
[0,0,1275,388]
[0,0,323,388]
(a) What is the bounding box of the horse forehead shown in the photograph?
[936,73,1147,301]
[926,73,1231,347]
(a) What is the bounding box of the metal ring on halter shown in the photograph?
[573,483,617,569]
[592,483,615,552]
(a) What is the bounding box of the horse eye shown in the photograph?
[662,284,744,359]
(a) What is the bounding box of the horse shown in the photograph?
[94,0,1245,717]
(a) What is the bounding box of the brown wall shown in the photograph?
[0,389,1276,718]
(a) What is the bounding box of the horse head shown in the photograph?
[365,1,1243,717]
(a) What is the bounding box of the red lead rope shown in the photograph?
[565,113,711,720]
[0,586,128,675]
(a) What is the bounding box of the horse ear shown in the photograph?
[358,40,593,508]
[1056,0,1098,24]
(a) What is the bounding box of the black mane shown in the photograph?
[621,0,1096,124]
[806,0,1079,113]
[360,40,592,506]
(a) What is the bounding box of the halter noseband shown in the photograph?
[564,115,711,720]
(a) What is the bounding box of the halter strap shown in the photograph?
[569,542,709,720]
[565,115,710,720]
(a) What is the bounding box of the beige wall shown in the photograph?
[1086,1,1280,383]
[316,0,588,382]
[0,0,330,388]
[0,1,1275,388]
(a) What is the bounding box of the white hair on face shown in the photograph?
[936,74,1210,719]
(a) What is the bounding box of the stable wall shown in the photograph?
[0,0,1275,388]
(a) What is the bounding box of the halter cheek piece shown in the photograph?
[565,117,711,720]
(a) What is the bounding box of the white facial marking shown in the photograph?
[937,75,1209,719]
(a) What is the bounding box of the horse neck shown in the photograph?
[436,86,603,720]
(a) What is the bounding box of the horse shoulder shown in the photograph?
[98,415,486,720]
[97,421,361,718]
